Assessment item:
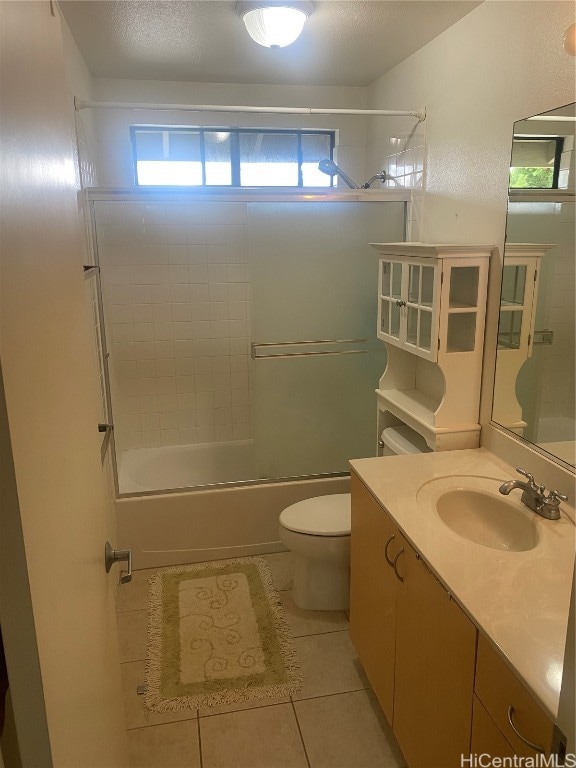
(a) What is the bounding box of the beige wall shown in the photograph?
[60,16,98,189]
[0,2,127,764]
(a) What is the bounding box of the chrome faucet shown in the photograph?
[499,468,567,520]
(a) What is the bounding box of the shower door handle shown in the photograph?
[105,541,132,584]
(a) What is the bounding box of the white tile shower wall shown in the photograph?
[541,133,575,423]
[95,201,253,454]
[365,115,426,241]
[538,201,575,425]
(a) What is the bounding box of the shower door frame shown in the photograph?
[86,188,409,497]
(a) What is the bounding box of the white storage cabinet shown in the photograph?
[371,243,494,451]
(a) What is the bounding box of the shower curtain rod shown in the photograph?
[74,98,426,121]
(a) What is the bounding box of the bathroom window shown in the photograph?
[131,127,335,188]
[509,136,563,189]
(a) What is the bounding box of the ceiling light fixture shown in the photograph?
[236,1,313,49]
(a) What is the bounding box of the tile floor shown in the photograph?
[116,552,406,768]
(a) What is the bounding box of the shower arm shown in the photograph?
[361,171,387,189]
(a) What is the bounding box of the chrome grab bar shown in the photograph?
[251,338,371,360]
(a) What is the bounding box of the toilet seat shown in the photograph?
[279,493,351,537]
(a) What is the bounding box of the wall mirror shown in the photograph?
[492,102,575,470]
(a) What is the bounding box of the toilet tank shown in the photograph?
[381,426,431,456]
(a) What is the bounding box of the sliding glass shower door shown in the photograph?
[247,200,404,480]
[94,194,405,493]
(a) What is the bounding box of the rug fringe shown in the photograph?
[145,556,303,713]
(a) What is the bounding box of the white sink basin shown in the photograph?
[435,488,539,551]
[417,475,540,552]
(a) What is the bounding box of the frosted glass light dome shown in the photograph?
[239,3,312,48]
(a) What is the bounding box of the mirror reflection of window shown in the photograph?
[492,102,575,469]
[509,137,563,189]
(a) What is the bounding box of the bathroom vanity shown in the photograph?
[349,448,575,767]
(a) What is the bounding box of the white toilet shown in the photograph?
[279,493,351,611]
[278,425,431,611]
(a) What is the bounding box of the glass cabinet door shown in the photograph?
[405,263,435,354]
[445,265,481,353]
[379,260,403,341]
[498,263,527,350]
[378,258,439,359]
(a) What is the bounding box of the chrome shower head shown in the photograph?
[318,159,360,189]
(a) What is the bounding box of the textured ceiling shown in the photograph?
[60,1,482,87]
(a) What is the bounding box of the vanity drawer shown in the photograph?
[471,695,515,758]
[475,633,554,757]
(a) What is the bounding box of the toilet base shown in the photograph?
[292,553,350,611]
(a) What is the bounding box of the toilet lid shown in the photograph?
[280,493,351,536]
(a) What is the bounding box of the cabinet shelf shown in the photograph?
[448,304,479,312]
[376,389,480,450]
[377,388,437,427]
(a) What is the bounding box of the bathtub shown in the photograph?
[118,440,257,494]
[115,441,350,569]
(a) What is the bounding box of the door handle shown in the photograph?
[105,541,132,584]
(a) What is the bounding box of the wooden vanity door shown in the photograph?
[393,539,477,768]
[349,472,400,723]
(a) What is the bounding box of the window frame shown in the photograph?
[130,126,336,188]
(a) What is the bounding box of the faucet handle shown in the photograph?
[516,467,537,487]
[540,489,568,520]
[547,490,568,503]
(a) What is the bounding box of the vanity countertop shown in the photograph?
[349,447,576,720]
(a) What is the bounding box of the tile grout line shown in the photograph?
[125,716,198,732]
[291,685,371,705]
[291,626,349,639]
[290,699,312,768]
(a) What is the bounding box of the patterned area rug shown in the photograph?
[145,557,303,712]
